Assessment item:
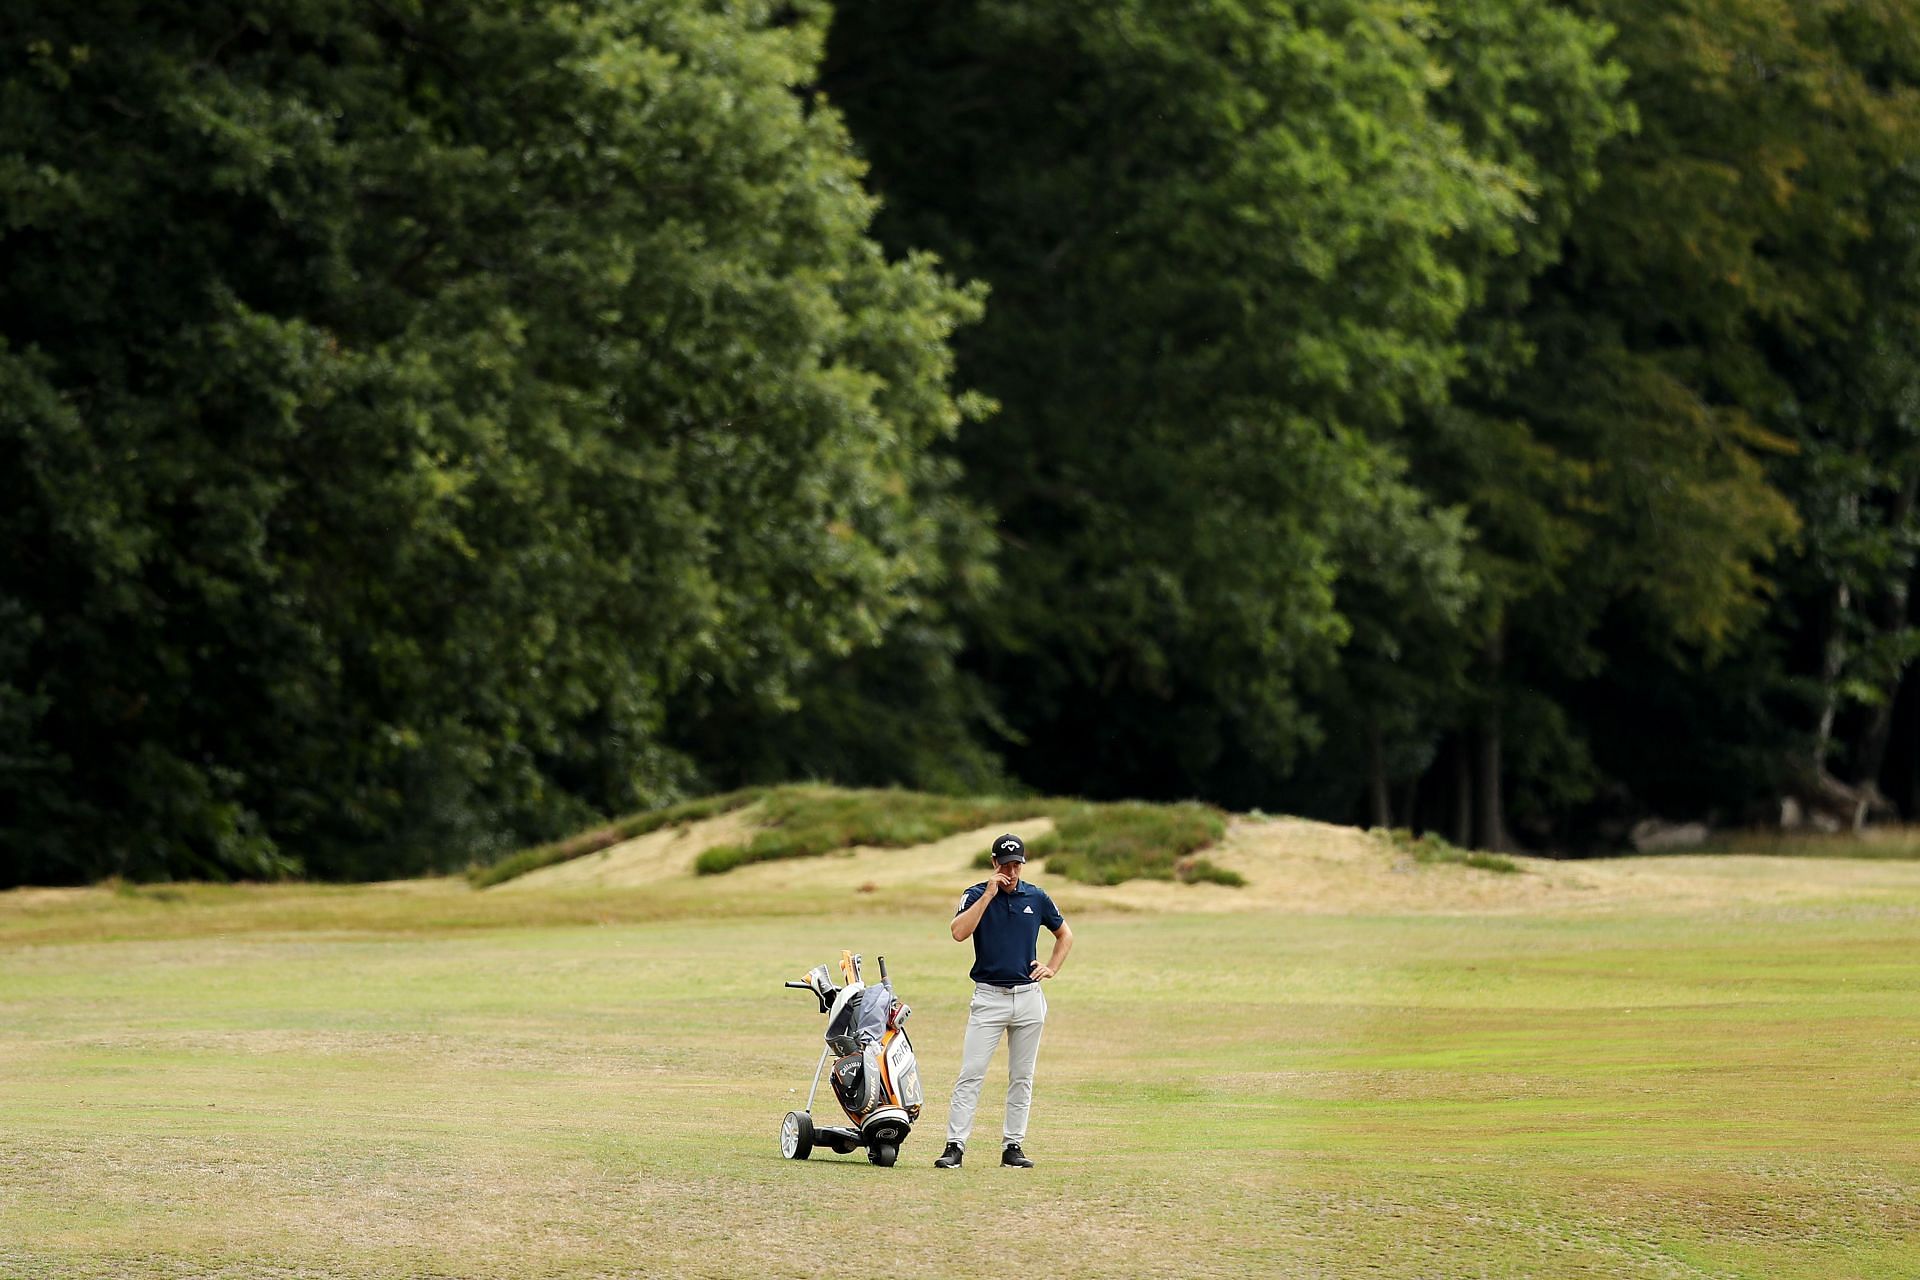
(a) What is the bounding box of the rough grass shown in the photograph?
[467,787,765,888]
[692,786,1235,887]
[473,783,1232,889]
[5,882,1920,1278]
[1695,825,1920,860]
[973,800,1238,885]
[691,785,1052,874]
[1376,826,1522,873]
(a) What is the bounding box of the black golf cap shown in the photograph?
[990,833,1027,864]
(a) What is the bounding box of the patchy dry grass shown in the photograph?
[4,869,1920,1278]
[973,801,1237,885]
[1375,826,1523,874]
[659,784,1236,888]
[1696,826,1920,861]
[467,788,766,888]
[692,785,1050,875]
[458,783,1238,889]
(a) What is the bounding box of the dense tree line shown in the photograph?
[4,0,1918,883]
[823,0,1920,848]
[2,0,986,880]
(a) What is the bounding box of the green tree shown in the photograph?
[0,0,987,883]
[1307,0,1628,836]
[1495,0,1920,840]
[1366,0,1920,848]
[826,0,1569,806]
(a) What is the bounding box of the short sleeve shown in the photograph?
[1039,890,1064,930]
[955,884,985,917]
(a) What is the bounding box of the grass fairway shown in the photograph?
[4,865,1920,1278]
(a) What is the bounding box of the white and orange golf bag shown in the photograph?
[781,950,923,1166]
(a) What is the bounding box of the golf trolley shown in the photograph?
[780,949,923,1167]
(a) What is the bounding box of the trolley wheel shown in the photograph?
[780,1111,814,1160]
[868,1142,898,1167]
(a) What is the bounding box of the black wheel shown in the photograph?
[868,1142,898,1167]
[780,1111,814,1160]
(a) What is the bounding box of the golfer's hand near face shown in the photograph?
[933,833,1074,1170]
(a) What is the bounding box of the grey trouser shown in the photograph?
[945,981,1048,1150]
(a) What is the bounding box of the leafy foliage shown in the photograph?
[1,0,986,884]
[10,0,1920,882]
[825,0,1560,806]
[1521,0,1920,829]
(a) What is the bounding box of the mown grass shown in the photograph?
[467,787,765,888]
[5,885,1920,1278]
[1375,826,1522,873]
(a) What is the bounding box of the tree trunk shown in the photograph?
[1476,715,1509,852]
[1907,672,1920,818]
[1475,627,1511,852]
[1398,773,1421,836]
[1882,555,1920,816]
[1452,737,1472,848]
[1857,692,1900,790]
[1814,580,1850,766]
[1855,607,1909,790]
[1853,469,1920,789]
[1366,719,1391,829]
[1814,494,1861,771]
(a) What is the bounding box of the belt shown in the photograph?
[978,980,1040,993]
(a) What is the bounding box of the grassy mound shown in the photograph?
[973,801,1239,885]
[1374,827,1521,874]
[475,782,1240,889]
[693,786,1237,887]
[692,785,1051,875]
[468,788,765,888]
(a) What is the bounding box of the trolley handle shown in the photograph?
[786,978,836,1014]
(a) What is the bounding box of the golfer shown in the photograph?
[933,833,1074,1169]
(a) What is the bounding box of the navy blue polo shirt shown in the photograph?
[956,880,1065,986]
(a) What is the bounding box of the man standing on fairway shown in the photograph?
[933,832,1074,1169]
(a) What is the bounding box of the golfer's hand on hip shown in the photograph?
[1029,962,1056,981]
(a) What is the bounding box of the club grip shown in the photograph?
[784,981,810,989]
